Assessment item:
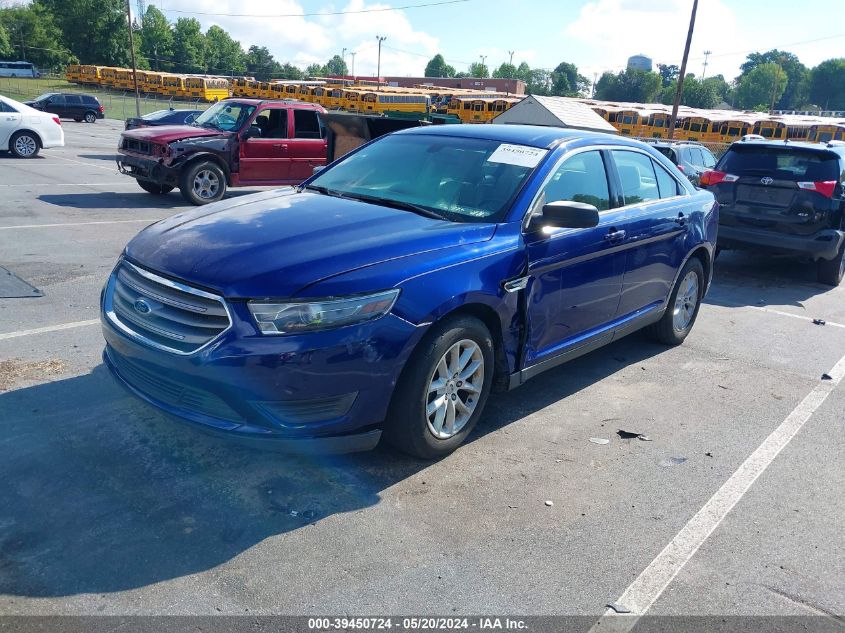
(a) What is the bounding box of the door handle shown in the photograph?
[273,143,288,150]
[604,229,626,242]
[675,213,686,226]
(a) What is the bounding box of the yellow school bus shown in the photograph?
[78,65,102,85]
[808,122,845,143]
[65,64,82,83]
[99,67,119,88]
[113,68,136,90]
[185,76,229,101]
[160,74,186,97]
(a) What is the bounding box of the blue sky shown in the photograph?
[148,0,842,81]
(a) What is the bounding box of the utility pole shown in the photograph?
[341,47,347,81]
[350,51,357,81]
[702,49,711,80]
[125,0,141,117]
[507,50,514,96]
[769,60,784,113]
[479,54,487,78]
[668,0,698,140]
[376,36,386,90]
[592,72,598,98]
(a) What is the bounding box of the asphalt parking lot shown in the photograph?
[0,121,843,623]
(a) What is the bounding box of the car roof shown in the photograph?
[728,139,838,153]
[394,124,641,150]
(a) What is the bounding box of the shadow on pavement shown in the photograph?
[705,250,836,309]
[38,190,269,210]
[0,334,665,598]
[78,154,119,161]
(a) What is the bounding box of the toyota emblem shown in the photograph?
[760,177,774,185]
[133,299,152,315]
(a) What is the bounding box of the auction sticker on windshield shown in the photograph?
[487,144,548,168]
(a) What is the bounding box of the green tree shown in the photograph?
[37,0,130,66]
[740,50,809,110]
[0,4,73,70]
[277,63,304,80]
[527,68,552,95]
[594,68,661,103]
[425,54,455,78]
[139,6,173,71]
[172,17,205,73]
[515,62,532,84]
[657,63,679,87]
[468,61,488,78]
[305,62,325,77]
[735,62,787,110]
[245,45,278,81]
[550,61,588,96]
[809,58,845,110]
[204,25,244,75]
[0,21,11,58]
[492,62,516,79]
[324,54,348,76]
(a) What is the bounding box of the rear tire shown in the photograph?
[84,111,97,123]
[9,131,40,158]
[384,316,494,459]
[817,241,845,286]
[179,160,226,206]
[136,179,173,195]
[646,257,705,346]
[74,117,82,122]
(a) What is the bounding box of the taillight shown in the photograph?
[52,116,61,126]
[700,170,738,186]
[797,181,837,199]
[98,105,104,113]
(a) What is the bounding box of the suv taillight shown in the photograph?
[797,181,837,199]
[98,105,104,113]
[700,170,739,186]
[51,116,61,126]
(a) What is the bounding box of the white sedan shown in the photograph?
[0,94,64,158]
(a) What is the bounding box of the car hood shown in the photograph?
[120,125,228,144]
[124,189,497,298]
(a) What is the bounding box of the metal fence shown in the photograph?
[0,75,210,120]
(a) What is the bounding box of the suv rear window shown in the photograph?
[82,96,99,104]
[719,146,840,181]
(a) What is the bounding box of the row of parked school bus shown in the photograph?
[65,64,521,123]
[583,100,845,144]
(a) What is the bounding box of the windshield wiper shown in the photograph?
[339,192,448,220]
[302,184,347,197]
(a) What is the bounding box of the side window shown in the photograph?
[539,150,610,212]
[293,110,322,139]
[612,150,659,205]
[49,95,65,106]
[702,149,716,168]
[687,148,704,167]
[65,95,82,105]
[254,108,287,139]
[0,101,18,113]
[654,161,681,198]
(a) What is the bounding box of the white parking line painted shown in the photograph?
[0,319,100,341]
[589,351,845,631]
[709,297,845,329]
[0,219,157,230]
[0,182,134,188]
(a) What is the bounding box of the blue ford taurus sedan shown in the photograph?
[101,125,718,458]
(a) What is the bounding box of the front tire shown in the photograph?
[9,131,40,158]
[384,316,494,459]
[84,111,97,123]
[817,241,845,286]
[179,160,226,206]
[646,257,705,345]
[136,179,173,195]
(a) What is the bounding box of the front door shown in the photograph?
[239,105,291,182]
[0,99,22,146]
[287,109,328,183]
[523,150,627,367]
[45,95,65,117]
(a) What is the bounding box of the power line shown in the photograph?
[162,0,471,19]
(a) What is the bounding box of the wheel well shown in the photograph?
[435,304,511,392]
[10,129,42,150]
[689,246,711,281]
[182,154,231,184]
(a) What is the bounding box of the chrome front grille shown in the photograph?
[105,261,231,354]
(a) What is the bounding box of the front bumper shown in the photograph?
[101,298,423,453]
[117,154,178,186]
[719,225,845,261]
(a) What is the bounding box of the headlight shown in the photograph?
[248,289,400,335]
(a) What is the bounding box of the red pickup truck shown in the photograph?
[117,98,327,205]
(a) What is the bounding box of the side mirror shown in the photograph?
[242,125,261,140]
[537,201,600,230]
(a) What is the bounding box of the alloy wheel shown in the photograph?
[192,169,220,200]
[425,339,484,439]
[14,135,37,157]
[673,270,699,332]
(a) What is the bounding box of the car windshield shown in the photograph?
[142,110,172,121]
[307,134,545,223]
[33,93,54,102]
[193,101,255,132]
[720,147,840,181]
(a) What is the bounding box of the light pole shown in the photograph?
[702,49,712,80]
[479,54,487,78]
[350,51,357,81]
[507,50,514,96]
[125,0,141,117]
[376,36,387,90]
[668,0,698,140]
[341,47,347,81]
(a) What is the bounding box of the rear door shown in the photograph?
[287,109,328,183]
[714,145,841,236]
[238,104,292,183]
[64,95,83,118]
[0,99,22,146]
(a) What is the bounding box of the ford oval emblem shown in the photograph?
[760,177,774,185]
[134,299,151,315]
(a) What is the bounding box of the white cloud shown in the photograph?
[565,0,743,80]
[153,0,440,75]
